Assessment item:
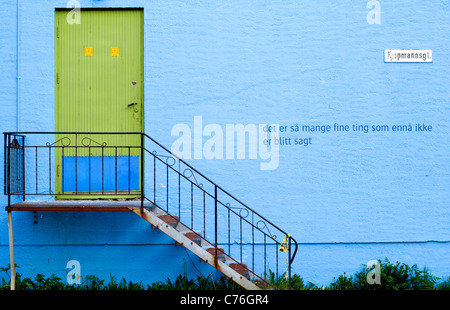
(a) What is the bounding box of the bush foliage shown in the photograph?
[1,258,449,290]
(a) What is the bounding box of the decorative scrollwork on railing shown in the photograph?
[46,137,71,147]
[152,151,177,167]
[81,137,107,147]
[225,202,250,219]
[10,138,22,148]
[256,220,277,241]
[183,168,203,188]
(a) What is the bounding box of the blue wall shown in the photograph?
[1,0,449,287]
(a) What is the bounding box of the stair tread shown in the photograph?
[228,263,250,275]
[205,247,225,256]
[158,215,179,223]
[184,232,202,239]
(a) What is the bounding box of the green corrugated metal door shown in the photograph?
[55,9,144,198]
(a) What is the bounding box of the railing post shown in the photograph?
[22,136,25,201]
[4,134,7,196]
[7,134,11,205]
[288,236,292,290]
[141,133,144,209]
[214,185,218,264]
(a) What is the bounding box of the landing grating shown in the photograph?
[5,200,154,212]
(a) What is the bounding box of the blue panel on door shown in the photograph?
[62,156,139,192]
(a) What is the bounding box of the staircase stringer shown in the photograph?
[129,206,262,290]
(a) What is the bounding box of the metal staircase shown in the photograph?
[4,132,298,290]
[129,205,261,290]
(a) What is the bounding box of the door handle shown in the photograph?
[128,102,138,107]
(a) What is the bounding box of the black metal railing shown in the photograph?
[4,131,298,289]
[4,134,25,200]
[4,132,144,203]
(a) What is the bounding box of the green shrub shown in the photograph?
[436,276,450,290]
[352,258,438,290]
[328,273,356,290]
[0,259,447,290]
[265,269,318,290]
[1,264,244,290]
[147,274,243,290]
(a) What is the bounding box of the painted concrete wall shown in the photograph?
[1,0,449,287]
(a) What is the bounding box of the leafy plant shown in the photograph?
[81,275,107,290]
[328,273,355,290]
[353,258,438,290]
[104,275,145,290]
[146,274,242,290]
[265,269,309,290]
[436,276,450,290]
[0,258,447,290]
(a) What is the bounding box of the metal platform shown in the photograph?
[5,200,153,212]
